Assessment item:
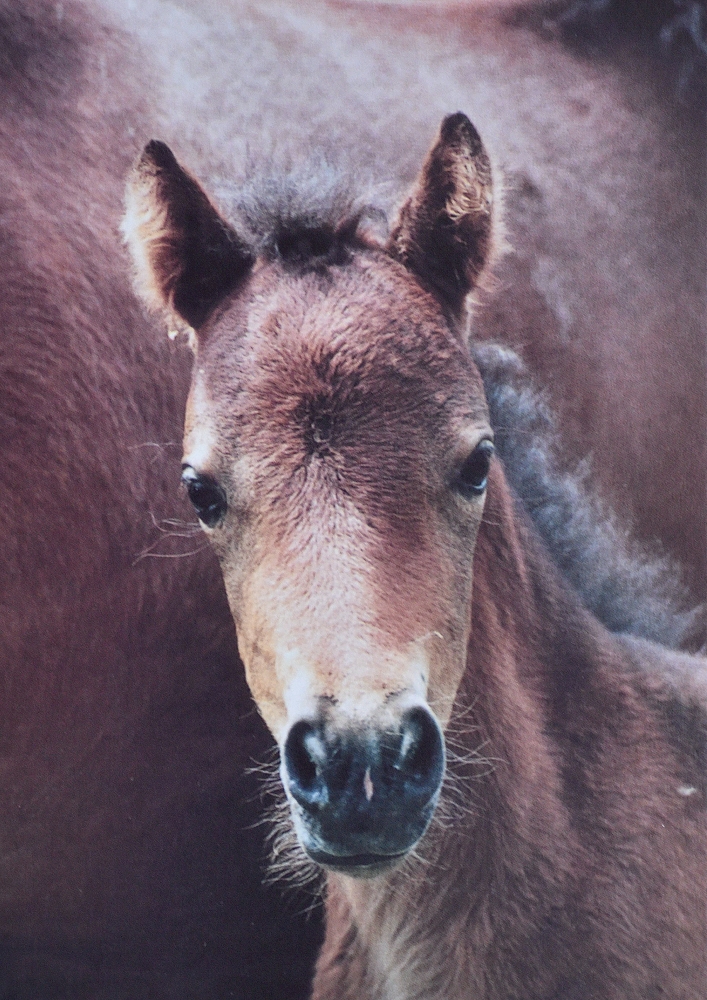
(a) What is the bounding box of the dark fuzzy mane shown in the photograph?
[215,160,388,266]
[473,343,704,651]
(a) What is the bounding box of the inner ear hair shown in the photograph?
[122,140,254,331]
[387,112,498,320]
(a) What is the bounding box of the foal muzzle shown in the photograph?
[282,704,445,875]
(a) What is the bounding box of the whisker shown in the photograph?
[128,441,182,450]
[128,441,183,465]
[245,751,325,901]
[412,630,445,647]
[132,544,208,565]
[147,511,201,535]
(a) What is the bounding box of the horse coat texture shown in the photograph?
[1,0,705,996]
[124,98,707,1000]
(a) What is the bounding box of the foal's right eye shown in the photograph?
[181,468,227,527]
[455,440,494,498]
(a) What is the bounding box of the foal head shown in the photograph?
[124,114,497,875]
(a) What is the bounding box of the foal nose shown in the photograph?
[282,706,445,867]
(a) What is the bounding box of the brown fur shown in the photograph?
[314,465,707,998]
[0,2,320,995]
[2,0,705,994]
[125,110,707,998]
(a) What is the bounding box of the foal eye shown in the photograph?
[181,468,227,527]
[456,440,494,497]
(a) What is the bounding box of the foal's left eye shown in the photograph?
[181,468,228,527]
[456,440,494,497]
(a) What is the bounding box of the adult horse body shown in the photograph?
[2,0,705,995]
[125,115,707,998]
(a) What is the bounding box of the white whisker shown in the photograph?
[132,544,208,565]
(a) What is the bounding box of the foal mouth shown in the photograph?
[305,847,408,876]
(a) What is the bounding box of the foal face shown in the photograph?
[182,256,492,870]
[124,113,496,873]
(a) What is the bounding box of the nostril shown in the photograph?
[283,720,328,812]
[396,707,445,791]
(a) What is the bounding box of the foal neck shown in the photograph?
[458,456,610,760]
[318,462,706,1000]
[324,462,596,994]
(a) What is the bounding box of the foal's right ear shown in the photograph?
[122,141,253,333]
[387,113,496,320]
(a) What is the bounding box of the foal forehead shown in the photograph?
[205,252,488,428]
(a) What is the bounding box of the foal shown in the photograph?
[124,114,707,999]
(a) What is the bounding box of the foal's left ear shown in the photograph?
[122,140,254,332]
[387,113,495,319]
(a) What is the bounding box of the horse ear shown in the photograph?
[122,140,254,332]
[387,113,495,318]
